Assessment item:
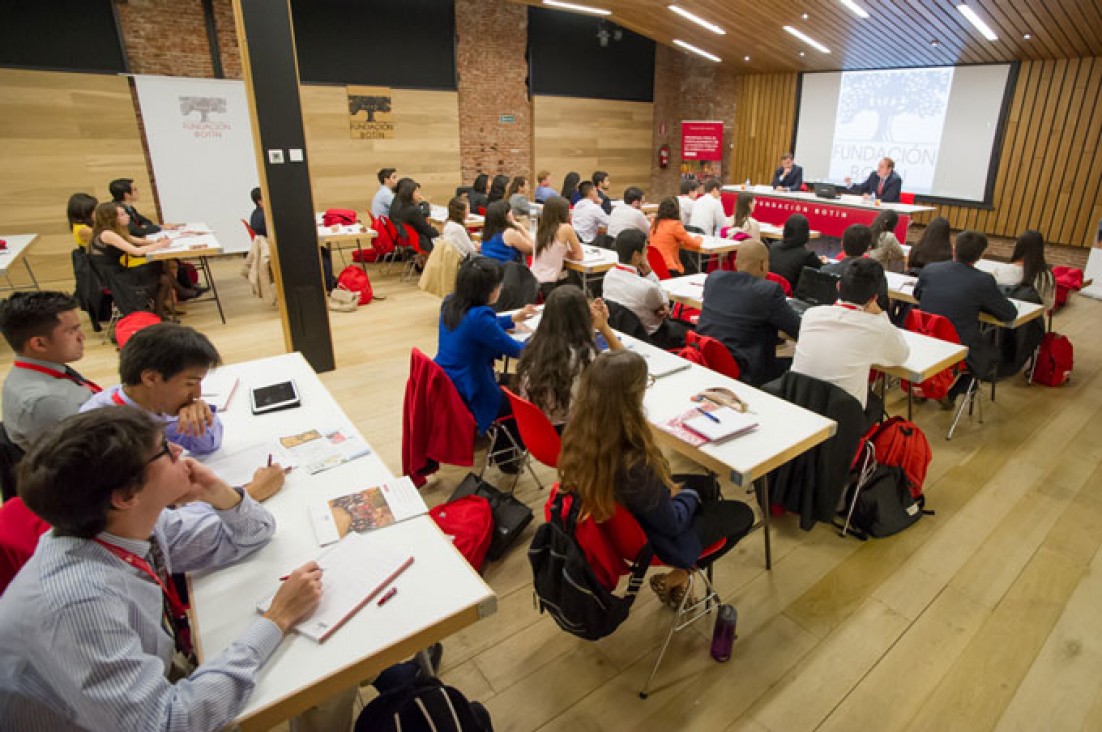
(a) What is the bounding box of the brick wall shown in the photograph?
[116,0,215,77]
[454,0,532,182]
[650,44,739,198]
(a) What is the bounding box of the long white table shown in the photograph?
[146,223,227,324]
[0,233,41,292]
[188,353,496,731]
[564,246,618,294]
[428,205,485,230]
[659,273,972,419]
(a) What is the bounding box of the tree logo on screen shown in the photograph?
[347,86,394,140]
[179,96,230,139]
[836,70,951,143]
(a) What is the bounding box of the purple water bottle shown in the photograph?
[710,604,737,662]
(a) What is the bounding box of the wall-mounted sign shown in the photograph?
[499,114,516,124]
[348,85,394,139]
[681,120,724,161]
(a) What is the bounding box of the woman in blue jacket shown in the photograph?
[557,350,754,608]
[436,257,537,470]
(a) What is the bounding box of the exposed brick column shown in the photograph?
[651,44,739,198]
[115,0,215,77]
[454,0,533,182]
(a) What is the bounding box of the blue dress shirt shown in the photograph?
[81,385,224,455]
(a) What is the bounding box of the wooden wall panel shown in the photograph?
[533,96,653,195]
[728,73,799,187]
[299,85,462,211]
[728,58,1102,248]
[0,69,153,287]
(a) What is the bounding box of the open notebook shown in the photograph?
[257,532,414,642]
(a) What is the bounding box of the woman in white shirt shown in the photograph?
[530,196,582,299]
[441,197,478,257]
[726,191,761,240]
[991,229,1055,310]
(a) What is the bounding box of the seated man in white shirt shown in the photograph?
[677,178,700,226]
[571,181,611,245]
[688,178,727,237]
[792,258,910,427]
[370,167,398,220]
[607,186,651,239]
[602,229,689,350]
[0,407,323,731]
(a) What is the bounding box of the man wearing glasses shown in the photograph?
[0,407,323,731]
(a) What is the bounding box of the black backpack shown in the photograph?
[837,444,929,540]
[354,678,492,732]
[528,492,652,641]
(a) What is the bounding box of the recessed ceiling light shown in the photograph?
[668,5,726,35]
[541,0,611,17]
[1024,33,1032,40]
[799,51,806,56]
[783,25,831,53]
[957,4,998,41]
[673,39,722,63]
[839,0,869,19]
[802,13,809,20]
[744,55,751,61]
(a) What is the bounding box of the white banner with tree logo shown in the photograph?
[133,75,260,254]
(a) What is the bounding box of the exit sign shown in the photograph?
[499,114,515,124]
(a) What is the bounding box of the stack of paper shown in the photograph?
[310,476,428,546]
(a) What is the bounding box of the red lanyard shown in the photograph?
[614,264,636,274]
[835,301,863,311]
[93,537,193,655]
[12,361,102,394]
[111,390,127,406]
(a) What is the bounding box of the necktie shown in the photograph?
[877,178,885,196]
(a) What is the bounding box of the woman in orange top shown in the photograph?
[649,197,703,275]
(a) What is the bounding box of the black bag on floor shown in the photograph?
[449,472,533,561]
[355,678,493,732]
[838,465,924,540]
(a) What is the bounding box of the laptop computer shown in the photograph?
[813,182,840,199]
[789,267,841,316]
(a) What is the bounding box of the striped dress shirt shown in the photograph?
[0,497,280,731]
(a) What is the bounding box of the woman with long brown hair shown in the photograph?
[516,285,620,427]
[89,201,175,317]
[530,196,582,298]
[558,350,754,608]
[726,191,761,241]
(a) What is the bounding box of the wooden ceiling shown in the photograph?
[510,1,1102,72]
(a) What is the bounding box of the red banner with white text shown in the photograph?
[681,121,724,161]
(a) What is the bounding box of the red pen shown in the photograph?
[377,587,398,606]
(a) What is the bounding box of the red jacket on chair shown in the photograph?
[402,349,476,487]
[0,498,51,596]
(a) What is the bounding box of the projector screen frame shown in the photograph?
[790,61,1020,210]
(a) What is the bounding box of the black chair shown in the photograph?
[0,423,26,503]
[71,248,111,332]
[604,300,649,341]
[761,371,866,531]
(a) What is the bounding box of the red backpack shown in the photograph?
[1030,332,1073,386]
[336,265,373,305]
[1052,267,1084,311]
[429,495,493,572]
[856,417,932,500]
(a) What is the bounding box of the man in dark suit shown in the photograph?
[771,153,804,192]
[844,157,902,203]
[697,240,802,386]
[108,178,180,237]
[914,230,1017,404]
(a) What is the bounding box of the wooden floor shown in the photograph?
[5,257,1102,732]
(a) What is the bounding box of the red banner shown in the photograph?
[722,191,915,241]
[681,121,723,161]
